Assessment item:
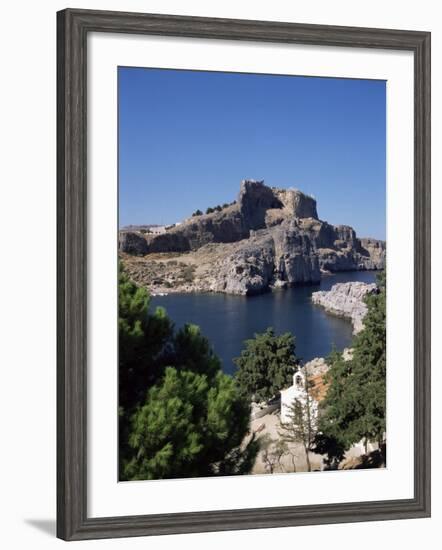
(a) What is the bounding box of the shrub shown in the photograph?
[234,328,299,402]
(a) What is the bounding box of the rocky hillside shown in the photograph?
[120,180,386,296]
[312,281,378,333]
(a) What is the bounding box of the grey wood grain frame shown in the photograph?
[57,7,431,541]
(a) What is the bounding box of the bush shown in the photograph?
[181,265,195,283]
[234,328,299,402]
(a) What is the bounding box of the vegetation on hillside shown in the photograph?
[313,271,386,467]
[191,201,236,217]
[119,264,258,480]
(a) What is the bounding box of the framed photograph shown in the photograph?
[57,8,431,541]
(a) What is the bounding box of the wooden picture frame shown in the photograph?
[57,8,431,541]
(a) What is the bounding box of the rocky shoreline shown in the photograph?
[120,180,386,296]
[312,281,378,333]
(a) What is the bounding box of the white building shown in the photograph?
[280,371,319,425]
[280,369,384,466]
[149,225,167,234]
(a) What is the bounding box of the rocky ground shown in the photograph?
[250,410,324,474]
[249,409,382,474]
[120,180,386,296]
[120,251,203,295]
[311,281,378,333]
[120,240,262,295]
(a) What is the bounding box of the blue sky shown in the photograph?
[119,67,386,240]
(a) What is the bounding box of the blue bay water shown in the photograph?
[151,271,377,375]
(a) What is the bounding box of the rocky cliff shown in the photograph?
[311,281,378,333]
[120,180,386,295]
[120,180,319,253]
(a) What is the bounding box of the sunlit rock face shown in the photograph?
[119,179,385,295]
[312,281,378,333]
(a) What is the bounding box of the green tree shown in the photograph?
[192,209,203,217]
[234,328,299,402]
[311,432,346,470]
[206,207,215,214]
[119,264,258,480]
[118,265,173,472]
[314,271,386,465]
[119,265,173,413]
[172,323,221,379]
[124,367,258,480]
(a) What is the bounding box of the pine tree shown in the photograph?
[124,367,258,480]
[314,271,386,465]
[119,265,173,412]
[172,323,221,380]
[118,264,259,480]
[234,328,299,402]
